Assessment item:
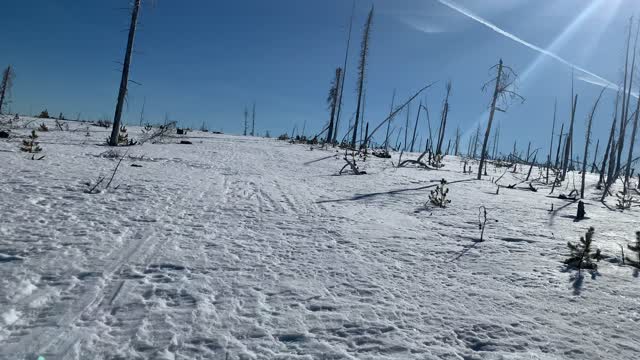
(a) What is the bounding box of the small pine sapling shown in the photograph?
[626,231,640,268]
[565,227,600,271]
[21,130,42,153]
[429,178,451,208]
[38,122,49,132]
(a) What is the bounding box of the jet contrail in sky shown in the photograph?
[435,0,618,90]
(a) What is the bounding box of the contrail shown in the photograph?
[436,0,617,89]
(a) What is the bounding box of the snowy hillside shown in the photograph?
[1,117,639,360]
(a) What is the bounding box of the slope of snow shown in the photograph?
[1,117,639,359]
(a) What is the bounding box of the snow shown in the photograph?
[1,117,640,359]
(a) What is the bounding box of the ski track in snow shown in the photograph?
[1,117,640,359]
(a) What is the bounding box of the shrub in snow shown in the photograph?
[20,130,42,153]
[38,122,49,132]
[429,178,451,208]
[565,227,601,271]
[626,231,640,268]
[616,192,634,210]
[37,109,49,118]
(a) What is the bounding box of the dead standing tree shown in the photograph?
[351,6,374,149]
[333,0,356,145]
[580,87,606,199]
[383,89,396,150]
[477,59,524,180]
[326,67,343,144]
[546,100,557,184]
[243,107,248,136]
[251,102,256,136]
[436,81,452,155]
[109,0,141,146]
[616,19,640,180]
[624,90,640,192]
[409,101,422,152]
[562,91,578,182]
[0,65,15,114]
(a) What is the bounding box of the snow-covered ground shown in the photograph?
[1,117,639,360]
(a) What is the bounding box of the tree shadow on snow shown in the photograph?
[564,268,599,296]
[450,238,483,262]
[317,178,477,204]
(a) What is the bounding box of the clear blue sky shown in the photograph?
[2,0,639,156]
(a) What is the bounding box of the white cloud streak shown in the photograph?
[435,0,619,90]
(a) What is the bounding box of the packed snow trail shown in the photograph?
[1,119,639,359]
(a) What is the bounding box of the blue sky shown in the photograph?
[2,0,640,156]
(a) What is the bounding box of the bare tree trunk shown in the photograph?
[546,100,557,184]
[422,103,434,151]
[526,154,537,181]
[478,60,503,180]
[436,81,452,155]
[410,101,422,152]
[616,19,638,178]
[591,139,599,173]
[554,123,564,169]
[326,67,342,144]
[109,0,141,146]
[562,94,578,180]
[139,97,146,126]
[251,102,256,136]
[403,103,410,151]
[581,88,605,198]
[333,0,355,145]
[492,123,500,159]
[624,86,640,191]
[384,89,395,149]
[472,125,481,159]
[454,127,461,156]
[243,107,248,136]
[363,122,369,153]
[0,65,13,114]
[351,6,374,149]
[602,116,620,201]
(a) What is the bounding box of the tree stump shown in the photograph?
[576,200,586,221]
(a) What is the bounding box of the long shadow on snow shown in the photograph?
[317,178,477,204]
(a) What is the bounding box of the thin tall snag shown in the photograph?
[351,6,374,149]
[404,103,410,151]
[109,0,141,146]
[554,123,565,169]
[581,87,606,198]
[384,89,396,149]
[333,0,355,145]
[410,101,422,152]
[422,103,434,151]
[243,107,248,136]
[437,81,452,155]
[547,100,557,183]
[562,93,578,181]
[624,83,640,191]
[615,18,638,180]
[251,102,256,136]
[0,65,15,114]
[326,67,343,144]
